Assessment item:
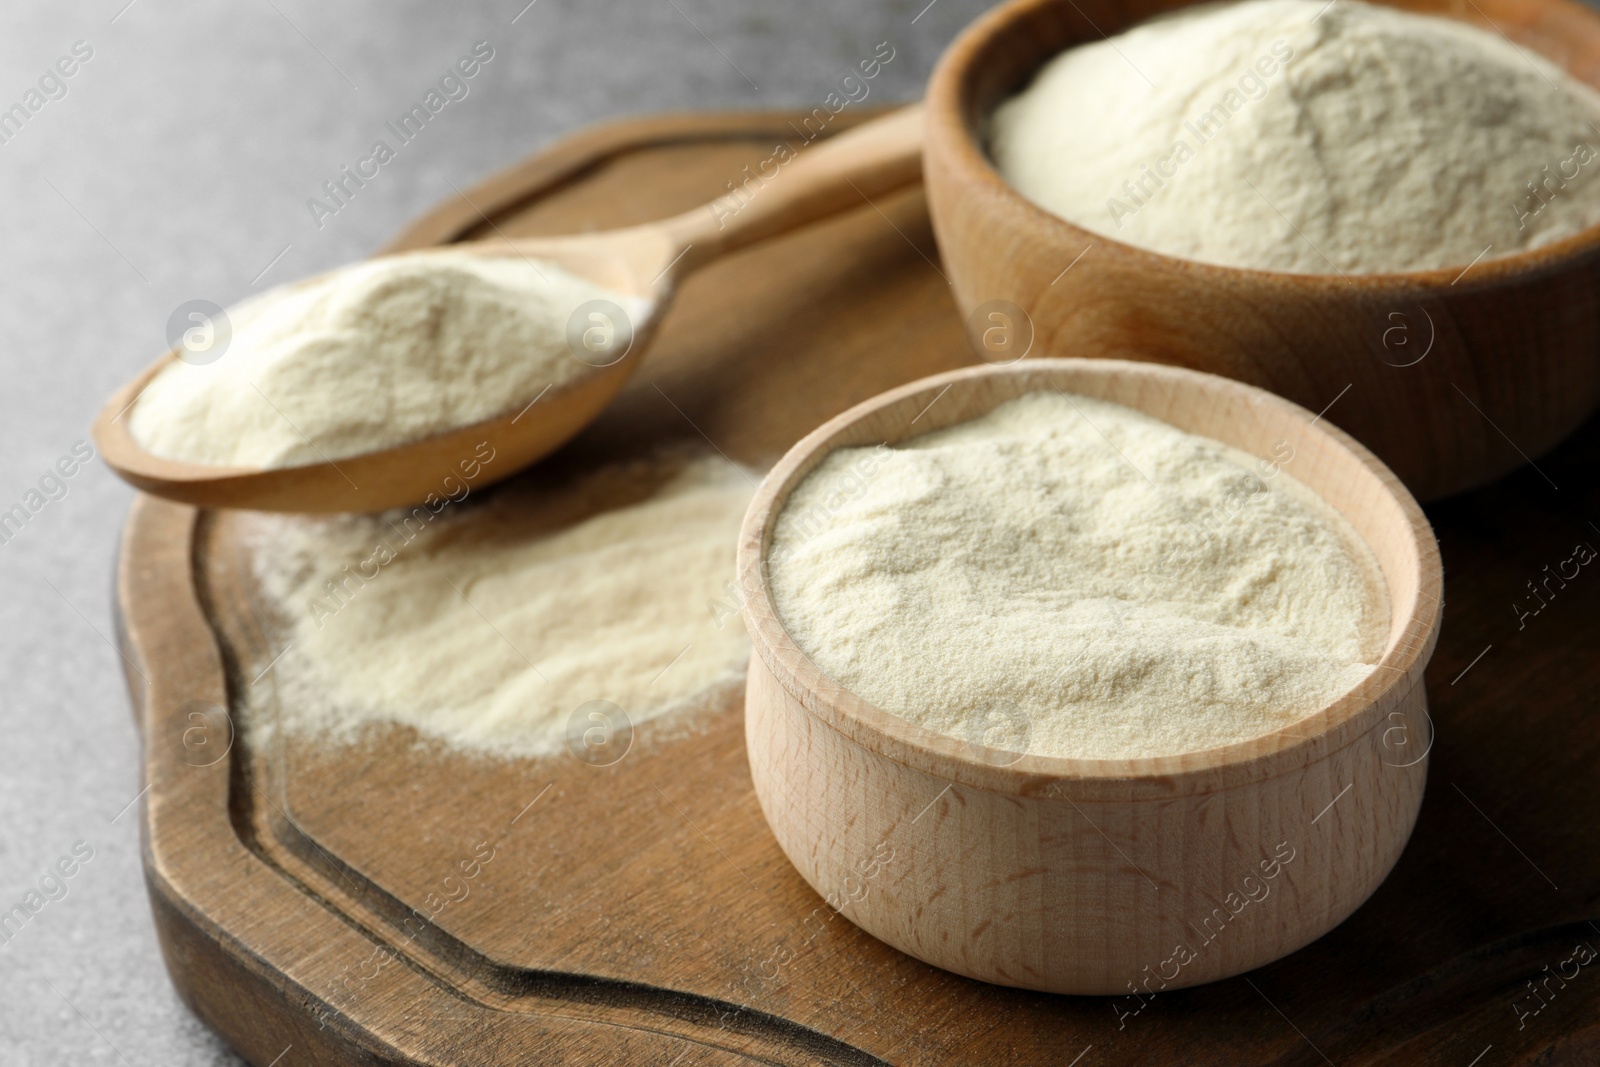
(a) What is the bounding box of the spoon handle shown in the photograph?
[653,103,925,278]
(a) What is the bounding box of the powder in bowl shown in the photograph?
[988,0,1600,274]
[130,250,641,469]
[766,392,1390,760]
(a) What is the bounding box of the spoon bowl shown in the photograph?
[91,342,642,512]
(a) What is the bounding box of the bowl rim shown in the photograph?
[736,359,1444,798]
[923,0,1600,289]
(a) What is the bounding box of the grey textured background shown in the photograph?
[0,1,986,1062]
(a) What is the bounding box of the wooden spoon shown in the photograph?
[93,104,924,513]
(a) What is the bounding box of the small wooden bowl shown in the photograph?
[923,0,1600,501]
[738,359,1442,995]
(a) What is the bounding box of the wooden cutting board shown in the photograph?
[115,109,1600,1066]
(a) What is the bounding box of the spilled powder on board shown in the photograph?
[243,453,753,759]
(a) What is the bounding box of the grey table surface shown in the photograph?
[0,2,988,1062]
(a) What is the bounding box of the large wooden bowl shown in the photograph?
[738,359,1443,995]
[923,0,1600,501]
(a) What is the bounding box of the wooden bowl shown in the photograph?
[737,359,1442,995]
[923,0,1600,501]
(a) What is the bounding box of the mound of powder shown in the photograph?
[989,0,1600,273]
[767,393,1389,760]
[244,453,752,758]
[131,250,636,468]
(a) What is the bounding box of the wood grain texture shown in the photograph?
[116,110,1600,1066]
[92,105,922,514]
[923,0,1600,502]
[737,360,1441,993]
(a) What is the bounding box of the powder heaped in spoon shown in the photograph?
[130,250,639,469]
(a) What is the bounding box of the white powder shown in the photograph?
[131,251,637,468]
[768,393,1389,760]
[989,0,1600,273]
[244,453,752,759]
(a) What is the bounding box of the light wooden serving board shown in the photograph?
[116,109,1600,1066]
